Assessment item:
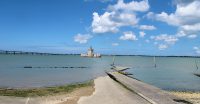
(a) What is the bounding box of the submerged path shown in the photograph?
[78,76,151,104]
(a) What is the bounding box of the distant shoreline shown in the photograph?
[0,50,200,58]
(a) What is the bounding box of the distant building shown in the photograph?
[87,47,94,57]
[81,46,101,58]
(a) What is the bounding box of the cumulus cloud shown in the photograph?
[112,43,119,46]
[151,34,179,50]
[193,46,200,54]
[175,30,187,37]
[74,34,93,44]
[146,0,200,50]
[92,0,149,33]
[148,0,200,34]
[92,12,119,33]
[139,25,156,30]
[108,0,149,12]
[92,11,139,33]
[119,31,138,41]
[180,23,200,33]
[139,31,146,38]
[152,34,178,45]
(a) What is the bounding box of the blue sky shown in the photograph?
[0,0,200,55]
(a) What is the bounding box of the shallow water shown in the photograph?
[0,54,200,91]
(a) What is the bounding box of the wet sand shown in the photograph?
[169,91,200,104]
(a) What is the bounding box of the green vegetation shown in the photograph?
[0,81,93,97]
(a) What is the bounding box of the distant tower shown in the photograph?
[87,46,94,57]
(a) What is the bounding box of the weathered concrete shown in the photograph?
[113,66,130,71]
[107,72,188,104]
[78,76,150,104]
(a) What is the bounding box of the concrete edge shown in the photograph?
[106,72,157,104]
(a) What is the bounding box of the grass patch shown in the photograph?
[0,81,93,97]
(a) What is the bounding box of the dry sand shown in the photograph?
[169,91,200,104]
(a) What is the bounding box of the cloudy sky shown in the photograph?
[0,0,200,55]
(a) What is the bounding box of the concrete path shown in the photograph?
[0,96,27,104]
[107,72,188,104]
[78,76,150,104]
[0,95,68,104]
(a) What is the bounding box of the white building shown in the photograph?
[81,46,101,58]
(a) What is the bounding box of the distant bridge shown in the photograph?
[0,50,69,55]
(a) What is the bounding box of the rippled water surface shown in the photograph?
[0,54,200,91]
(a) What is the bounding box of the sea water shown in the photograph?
[0,54,200,91]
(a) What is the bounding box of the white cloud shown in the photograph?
[158,44,168,50]
[112,43,119,46]
[148,0,200,35]
[74,34,93,44]
[193,46,200,54]
[180,23,200,33]
[152,34,178,45]
[187,34,197,39]
[139,31,146,38]
[146,1,200,51]
[108,0,149,12]
[175,30,187,37]
[139,25,156,30]
[92,11,139,34]
[151,12,180,26]
[119,31,138,41]
[151,34,179,50]
[91,0,149,33]
[92,12,119,33]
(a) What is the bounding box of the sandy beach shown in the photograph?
[169,91,200,104]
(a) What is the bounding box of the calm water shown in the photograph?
[0,54,200,91]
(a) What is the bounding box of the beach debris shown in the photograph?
[173,99,192,104]
[110,56,133,76]
[111,66,132,76]
[118,71,133,75]
[112,66,130,71]
[193,73,200,77]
